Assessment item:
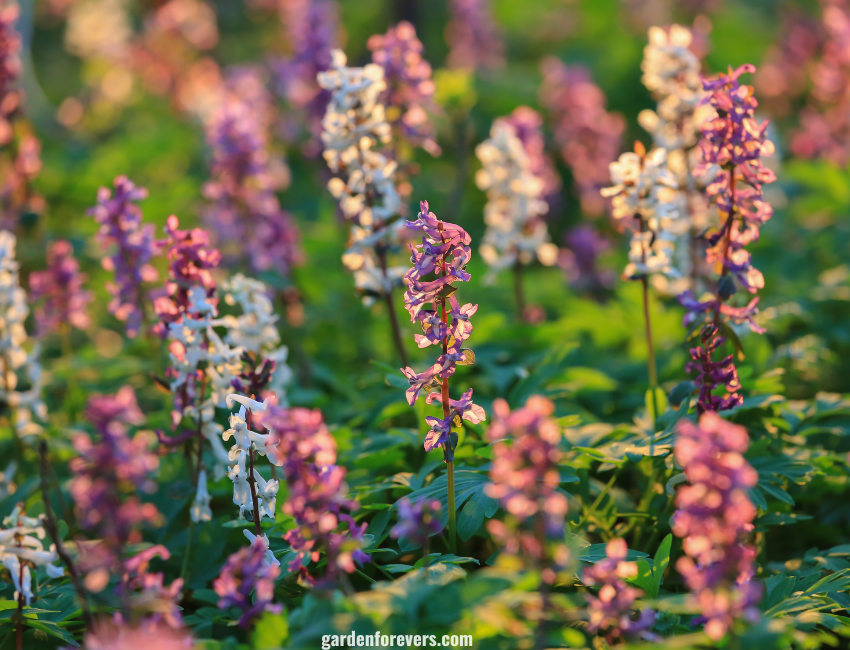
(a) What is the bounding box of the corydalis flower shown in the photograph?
[0,506,65,606]
[539,59,625,216]
[391,498,443,549]
[485,396,569,584]
[368,21,440,157]
[213,535,281,627]
[476,107,559,278]
[122,544,184,630]
[0,231,46,437]
[88,176,160,337]
[685,324,742,414]
[81,620,193,650]
[673,412,761,641]
[583,538,655,643]
[29,240,93,337]
[445,0,505,70]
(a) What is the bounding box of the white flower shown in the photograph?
[191,468,212,523]
[243,530,279,568]
[0,508,65,605]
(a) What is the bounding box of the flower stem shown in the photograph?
[248,448,262,537]
[513,261,525,322]
[438,230,457,554]
[642,275,659,431]
[714,166,737,326]
[181,519,195,582]
[447,462,457,554]
[377,246,409,366]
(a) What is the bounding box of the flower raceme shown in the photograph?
[29,239,93,338]
[673,413,761,640]
[213,535,282,627]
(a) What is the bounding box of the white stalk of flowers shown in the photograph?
[318,49,407,305]
[602,145,681,280]
[0,231,46,439]
[0,506,65,605]
[476,119,558,280]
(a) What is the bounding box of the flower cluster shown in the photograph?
[582,538,655,643]
[445,0,505,70]
[29,240,93,338]
[391,497,443,550]
[400,201,484,460]
[272,0,339,153]
[485,396,569,583]
[559,225,616,295]
[539,58,625,215]
[673,412,761,640]
[258,400,369,586]
[476,107,559,278]
[213,535,281,627]
[318,49,408,303]
[81,620,193,650]
[601,143,681,280]
[202,68,302,278]
[685,324,743,413]
[88,176,160,338]
[0,231,45,438]
[0,506,65,606]
[0,2,43,230]
[368,21,440,158]
[70,386,161,592]
[122,544,185,631]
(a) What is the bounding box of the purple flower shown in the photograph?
[583,538,656,643]
[213,537,281,627]
[368,21,440,156]
[539,59,625,216]
[29,240,92,337]
[685,324,743,414]
[81,621,193,650]
[673,413,761,641]
[88,176,160,338]
[391,498,443,548]
[445,0,505,70]
[559,225,615,294]
[123,545,184,630]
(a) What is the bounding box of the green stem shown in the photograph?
[181,519,195,582]
[642,272,659,433]
[577,467,622,530]
[447,461,457,554]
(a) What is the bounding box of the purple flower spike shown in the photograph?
[685,324,743,414]
[214,537,281,627]
[29,240,93,338]
[445,0,505,70]
[673,413,761,641]
[88,176,160,338]
[583,538,656,643]
[391,497,443,548]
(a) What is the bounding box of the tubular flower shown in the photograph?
[485,396,569,584]
[0,506,65,606]
[258,402,368,586]
[685,324,743,414]
[476,107,559,279]
[583,538,655,643]
[70,387,162,592]
[202,68,301,278]
[400,201,484,461]
[88,176,160,337]
[0,231,46,437]
[213,535,282,627]
[445,0,505,70]
[368,21,440,157]
[539,59,625,216]
[601,143,682,280]
[29,240,93,337]
[673,413,761,641]
[318,49,407,304]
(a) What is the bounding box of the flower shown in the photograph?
[445,0,505,70]
[391,498,443,548]
[122,545,184,630]
[685,323,743,415]
[190,468,212,523]
[88,176,160,337]
[476,107,559,279]
[213,535,282,627]
[0,506,65,606]
[673,412,761,640]
[583,538,655,642]
[29,240,93,337]
[81,620,193,650]
[539,59,625,215]
[559,225,615,294]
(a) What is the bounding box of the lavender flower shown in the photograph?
[476,107,559,279]
[583,538,655,643]
[539,59,625,216]
[445,0,505,70]
[213,535,282,627]
[368,21,440,157]
[88,176,160,337]
[673,412,761,640]
[29,240,93,338]
[70,386,161,592]
[485,396,569,584]
[391,498,443,550]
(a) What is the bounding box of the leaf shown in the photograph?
[457,349,475,365]
[763,574,797,611]
[668,381,696,409]
[719,320,745,361]
[651,534,672,596]
[403,469,498,538]
[578,543,649,564]
[253,611,289,650]
[756,512,813,527]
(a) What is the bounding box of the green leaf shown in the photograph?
[668,381,696,409]
[252,611,289,650]
[651,534,672,597]
[579,543,649,564]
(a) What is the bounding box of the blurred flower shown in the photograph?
[29,240,93,337]
[0,505,65,606]
[213,535,281,627]
[88,176,160,338]
[684,324,743,414]
[81,619,193,649]
[64,0,131,61]
[673,412,761,640]
[390,498,443,548]
[190,467,212,523]
[0,231,46,437]
[583,538,655,642]
[445,0,505,70]
[122,545,184,630]
[485,396,569,584]
[368,21,440,157]
[559,225,616,295]
[539,59,625,215]
[476,107,559,279]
